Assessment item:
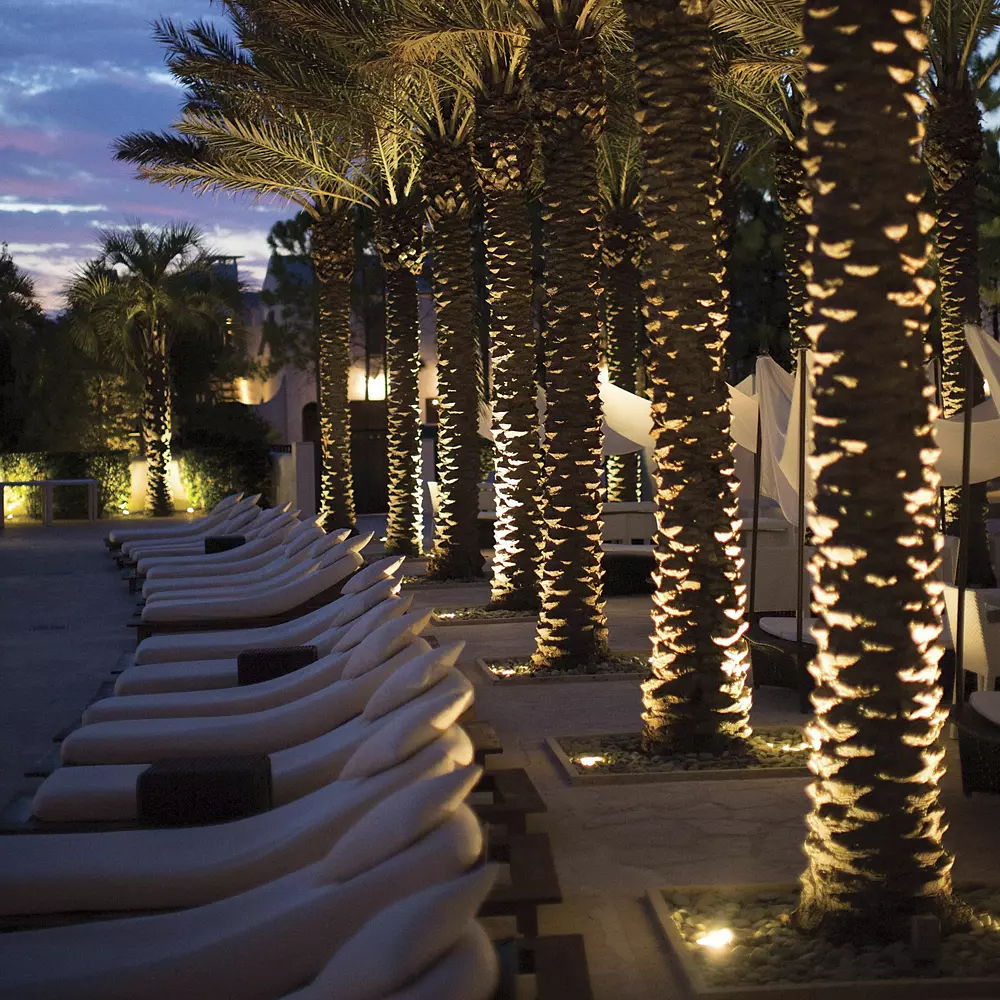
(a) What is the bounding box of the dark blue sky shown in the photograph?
[0,0,292,310]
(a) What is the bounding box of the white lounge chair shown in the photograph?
[125,503,265,562]
[34,671,473,822]
[108,493,242,546]
[117,575,403,695]
[128,557,406,666]
[0,734,476,918]
[121,495,261,558]
[63,612,435,764]
[86,599,419,722]
[143,532,372,604]
[0,776,489,1000]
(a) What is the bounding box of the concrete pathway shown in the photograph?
[0,518,168,807]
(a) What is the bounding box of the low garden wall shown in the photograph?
[0,452,131,519]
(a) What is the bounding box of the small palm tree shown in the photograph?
[925,0,1000,583]
[115,13,382,529]
[67,223,238,515]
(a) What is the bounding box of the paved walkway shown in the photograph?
[0,518,168,807]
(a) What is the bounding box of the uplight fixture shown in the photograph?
[577,755,605,768]
[695,928,734,950]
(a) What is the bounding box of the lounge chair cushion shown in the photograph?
[362,642,464,722]
[326,577,401,629]
[333,596,413,653]
[376,924,498,1000]
[341,612,433,680]
[341,555,406,596]
[302,867,498,1000]
[339,678,474,780]
[970,691,1000,728]
[136,755,272,825]
[317,766,481,884]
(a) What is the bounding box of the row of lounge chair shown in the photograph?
[0,496,588,999]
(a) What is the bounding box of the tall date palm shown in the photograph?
[624,0,751,753]
[794,0,965,941]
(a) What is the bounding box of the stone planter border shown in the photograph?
[471,656,646,687]
[431,610,538,628]
[545,734,810,786]
[646,883,1000,1000]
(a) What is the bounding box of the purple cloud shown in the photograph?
[0,0,293,310]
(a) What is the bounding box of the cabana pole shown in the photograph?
[748,364,763,621]
[954,346,975,710]
[795,347,809,712]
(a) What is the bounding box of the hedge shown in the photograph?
[0,451,131,519]
[180,446,272,512]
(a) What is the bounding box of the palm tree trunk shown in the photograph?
[926,91,994,586]
[793,0,964,942]
[311,209,355,530]
[625,0,750,753]
[474,102,542,609]
[773,142,809,362]
[602,206,644,502]
[528,28,609,670]
[376,203,424,556]
[424,144,484,580]
[143,348,172,516]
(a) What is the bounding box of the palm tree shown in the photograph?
[793,0,965,942]
[524,0,626,667]
[391,0,544,603]
[925,1,1000,584]
[597,122,645,502]
[114,14,381,529]
[67,223,237,515]
[712,1,806,359]
[623,0,751,752]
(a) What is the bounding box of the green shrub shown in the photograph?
[180,446,272,512]
[0,451,130,518]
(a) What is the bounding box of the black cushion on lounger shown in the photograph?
[205,534,246,554]
[136,755,272,825]
[237,645,318,685]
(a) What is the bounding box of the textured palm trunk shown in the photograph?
[142,348,172,516]
[529,28,609,670]
[424,144,484,580]
[311,210,355,530]
[926,91,994,586]
[625,0,750,753]
[773,142,809,362]
[602,206,645,502]
[376,204,424,556]
[794,0,963,942]
[474,101,542,609]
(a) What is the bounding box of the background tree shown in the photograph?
[794,0,964,941]
[625,0,752,754]
[66,222,239,515]
[924,0,1000,584]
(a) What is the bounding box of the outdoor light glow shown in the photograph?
[5,514,11,520]
[695,928,734,950]
[577,755,605,767]
[186,507,194,513]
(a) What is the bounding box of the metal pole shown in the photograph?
[954,347,975,709]
[795,347,809,712]
[748,402,763,619]
[933,355,944,534]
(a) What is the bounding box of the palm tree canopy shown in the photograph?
[926,0,1000,99]
[67,222,241,375]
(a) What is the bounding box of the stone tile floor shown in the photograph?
[3,520,1000,999]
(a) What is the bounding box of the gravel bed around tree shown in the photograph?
[661,884,1000,988]
[556,728,811,774]
[482,652,646,679]
[400,575,486,587]
[433,606,537,623]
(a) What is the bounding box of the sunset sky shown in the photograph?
[1,0,293,312]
